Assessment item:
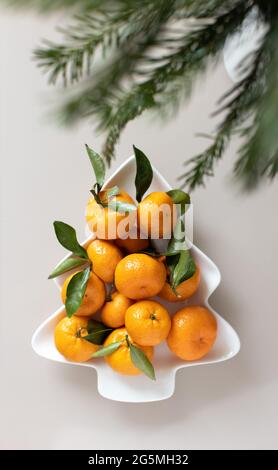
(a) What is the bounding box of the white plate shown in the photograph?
[32,156,240,403]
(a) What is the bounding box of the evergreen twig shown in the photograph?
[4,0,278,191]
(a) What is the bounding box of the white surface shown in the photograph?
[32,156,240,403]
[1,12,278,449]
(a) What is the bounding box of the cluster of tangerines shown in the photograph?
[50,145,217,380]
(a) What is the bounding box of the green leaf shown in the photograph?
[167,189,190,215]
[105,185,120,199]
[65,267,90,317]
[129,344,156,380]
[91,341,122,357]
[85,144,105,191]
[83,329,112,345]
[48,256,88,279]
[90,185,103,205]
[166,218,195,288]
[167,189,190,205]
[90,185,120,209]
[53,221,88,259]
[87,319,107,333]
[133,145,153,202]
[167,218,187,255]
[83,319,112,345]
[165,252,179,275]
[108,200,137,213]
[170,250,196,289]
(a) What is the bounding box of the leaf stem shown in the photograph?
[125,334,131,348]
[76,327,87,339]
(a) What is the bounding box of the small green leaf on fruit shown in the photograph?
[65,267,90,317]
[53,221,88,259]
[108,200,137,213]
[90,185,103,205]
[170,250,196,289]
[134,145,153,203]
[85,144,105,190]
[166,218,187,255]
[83,319,112,345]
[105,185,120,199]
[83,329,112,345]
[167,189,190,215]
[87,319,107,333]
[91,341,122,357]
[48,256,89,279]
[129,344,156,380]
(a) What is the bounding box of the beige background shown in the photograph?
[1,11,278,450]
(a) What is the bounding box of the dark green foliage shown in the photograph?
[5,0,278,190]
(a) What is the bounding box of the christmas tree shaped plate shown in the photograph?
[32,156,240,403]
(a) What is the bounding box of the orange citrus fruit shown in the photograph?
[61,271,105,316]
[101,291,133,328]
[115,229,149,253]
[87,239,123,283]
[103,327,153,376]
[167,306,217,361]
[159,265,201,302]
[54,315,98,362]
[125,300,171,346]
[86,188,136,240]
[138,191,176,239]
[114,253,167,299]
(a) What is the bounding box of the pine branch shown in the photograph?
[180,15,277,191]
[57,1,179,164]
[59,1,251,163]
[3,0,107,12]
[234,18,278,189]
[34,11,134,85]
[4,0,278,191]
[102,2,251,161]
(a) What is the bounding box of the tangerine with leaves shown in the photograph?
[114,253,166,299]
[159,265,201,302]
[86,188,136,240]
[95,328,154,377]
[85,145,137,239]
[61,271,105,316]
[54,316,99,362]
